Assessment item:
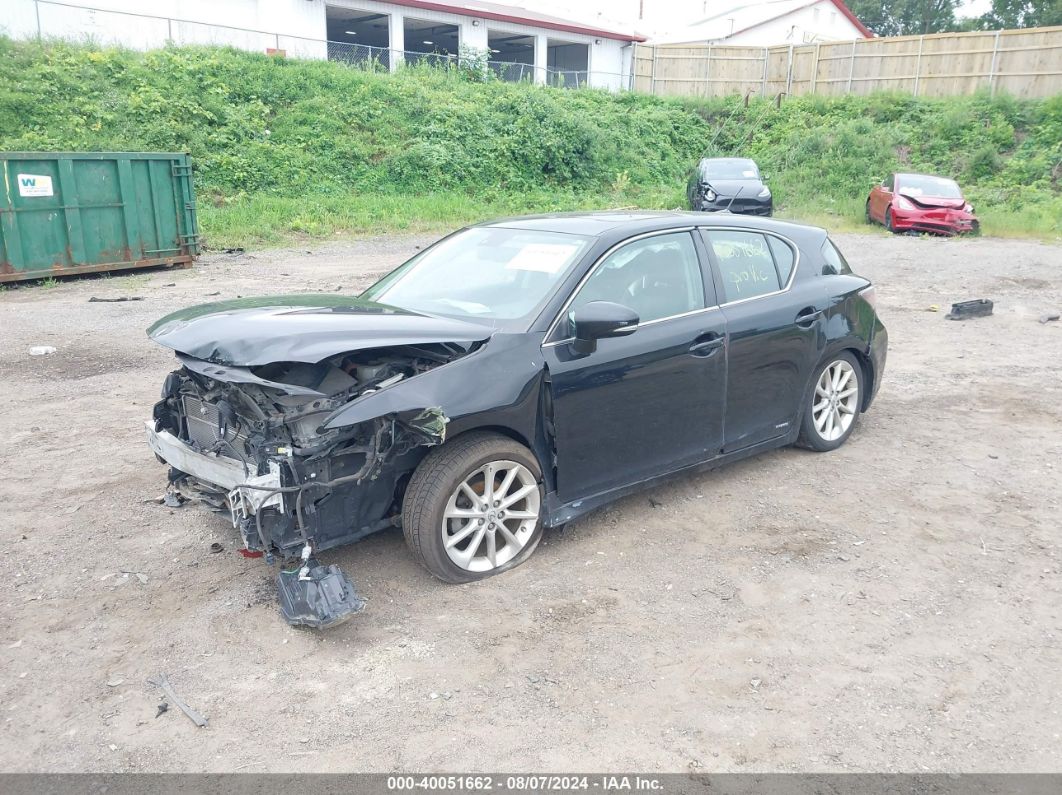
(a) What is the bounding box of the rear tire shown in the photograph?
[798,352,863,452]
[402,432,545,584]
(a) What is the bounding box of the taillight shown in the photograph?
[859,285,877,309]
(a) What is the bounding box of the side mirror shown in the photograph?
[570,301,639,355]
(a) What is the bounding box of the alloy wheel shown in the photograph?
[441,460,541,572]
[812,360,859,442]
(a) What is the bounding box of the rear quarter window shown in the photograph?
[821,239,853,276]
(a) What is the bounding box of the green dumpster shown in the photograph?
[0,152,199,283]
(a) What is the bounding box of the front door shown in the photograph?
[543,231,727,502]
[869,175,894,222]
[701,228,825,451]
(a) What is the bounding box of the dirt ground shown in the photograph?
[1,229,1060,774]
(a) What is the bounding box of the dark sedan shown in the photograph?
[687,157,773,215]
[146,212,886,627]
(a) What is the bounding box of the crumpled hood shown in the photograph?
[899,192,967,210]
[703,178,767,197]
[147,294,492,366]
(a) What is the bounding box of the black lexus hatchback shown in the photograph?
[688,157,773,215]
[147,212,886,627]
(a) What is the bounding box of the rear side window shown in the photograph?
[704,230,789,303]
[821,239,853,275]
[767,236,795,285]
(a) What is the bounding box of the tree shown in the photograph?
[847,0,961,36]
[976,0,1062,28]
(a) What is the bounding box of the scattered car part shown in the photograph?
[946,299,994,320]
[1039,312,1059,324]
[276,551,366,629]
[147,674,207,728]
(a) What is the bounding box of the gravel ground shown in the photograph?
[0,230,1060,773]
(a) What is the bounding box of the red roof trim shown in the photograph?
[831,0,874,38]
[670,0,872,43]
[382,0,647,42]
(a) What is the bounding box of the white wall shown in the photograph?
[2,0,327,57]
[0,0,632,89]
[723,2,866,46]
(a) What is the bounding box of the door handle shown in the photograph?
[795,307,822,327]
[689,332,724,356]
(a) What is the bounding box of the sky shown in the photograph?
[519,0,994,37]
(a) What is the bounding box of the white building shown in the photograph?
[652,0,872,46]
[0,0,645,90]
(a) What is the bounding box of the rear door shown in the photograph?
[701,228,825,451]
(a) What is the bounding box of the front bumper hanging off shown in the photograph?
[145,420,366,629]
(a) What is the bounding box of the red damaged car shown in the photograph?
[866,173,979,236]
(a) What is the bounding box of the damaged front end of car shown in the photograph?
[144,296,488,628]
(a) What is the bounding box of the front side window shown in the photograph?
[362,227,593,329]
[565,232,704,335]
[704,230,785,303]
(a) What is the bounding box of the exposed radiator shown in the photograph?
[182,395,249,460]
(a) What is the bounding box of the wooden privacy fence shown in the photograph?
[634,26,1062,100]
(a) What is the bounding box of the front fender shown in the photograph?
[320,334,546,440]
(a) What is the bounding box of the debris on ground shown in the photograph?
[927,304,940,312]
[277,559,365,629]
[163,492,184,508]
[88,296,144,303]
[946,299,994,320]
[1040,312,1060,324]
[222,247,244,254]
[106,678,124,688]
[147,674,208,728]
[120,571,149,585]
[203,291,221,297]
[155,702,169,718]
[29,346,56,356]
[209,542,224,554]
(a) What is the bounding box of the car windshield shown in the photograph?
[361,227,593,329]
[702,159,760,180]
[898,174,963,198]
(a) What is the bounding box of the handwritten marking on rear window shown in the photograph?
[713,240,774,296]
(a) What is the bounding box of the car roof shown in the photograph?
[478,210,825,243]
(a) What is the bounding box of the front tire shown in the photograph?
[402,432,545,584]
[798,353,862,452]
[865,200,873,225]
[885,207,897,233]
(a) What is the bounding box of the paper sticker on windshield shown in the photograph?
[506,243,578,274]
[742,170,757,177]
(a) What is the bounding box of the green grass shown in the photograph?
[199,186,684,249]
[0,38,1058,247]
